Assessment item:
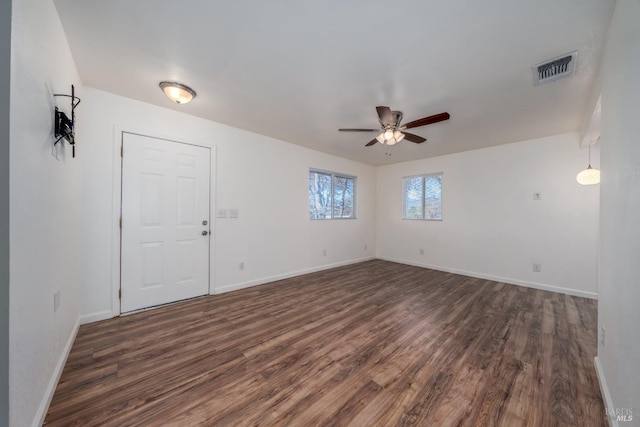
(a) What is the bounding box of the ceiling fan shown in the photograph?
[339,106,450,147]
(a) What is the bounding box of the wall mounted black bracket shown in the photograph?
[53,84,81,158]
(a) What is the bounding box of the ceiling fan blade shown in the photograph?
[338,128,378,132]
[376,106,394,126]
[365,138,378,147]
[402,112,450,130]
[402,132,427,143]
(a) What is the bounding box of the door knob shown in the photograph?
[202,230,208,236]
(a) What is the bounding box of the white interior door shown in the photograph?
[121,133,210,313]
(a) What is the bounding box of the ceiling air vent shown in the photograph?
[532,51,578,86]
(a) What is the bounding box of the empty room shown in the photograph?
[2,0,639,426]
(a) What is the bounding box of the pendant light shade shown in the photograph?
[159,81,197,104]
[576,166,600,185]
[576,143,600,185]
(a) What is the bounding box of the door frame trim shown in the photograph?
[110,126,216,318]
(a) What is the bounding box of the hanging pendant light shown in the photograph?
[576,143,600,185]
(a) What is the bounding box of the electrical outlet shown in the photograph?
[532,263,542,272]
[239,262,245,271]
[216,209,228,218]
[322,249,327,256]
[53,291,61,312]
[364,245,368,251]
[229,209,239,219]
[420,248,424,255]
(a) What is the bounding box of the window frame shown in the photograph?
[309,168,357,220]
[402,172,443,221]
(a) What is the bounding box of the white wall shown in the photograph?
[377,132,600,298]
[79,88,376,322]
[597,0,640,420]
[0,0,11,425]
[9,0,83,425]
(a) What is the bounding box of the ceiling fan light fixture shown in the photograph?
[159,81,197,104]
[337,106,451,148]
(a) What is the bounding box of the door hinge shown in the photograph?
[119,216,122,228]
[119,289,121,299]
[120,145,123,157]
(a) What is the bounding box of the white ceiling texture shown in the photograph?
[54,0,615,166]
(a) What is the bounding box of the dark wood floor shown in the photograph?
[45,260,605,426]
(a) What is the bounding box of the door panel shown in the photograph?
[177,177,196,225]
[121,133,210,313]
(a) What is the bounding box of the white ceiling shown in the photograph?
[54,0,615,166]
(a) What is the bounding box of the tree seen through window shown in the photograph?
[309,170,356,220]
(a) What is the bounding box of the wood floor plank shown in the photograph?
[44,260,605,426]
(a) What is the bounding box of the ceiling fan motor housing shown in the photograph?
[390,111,403,128]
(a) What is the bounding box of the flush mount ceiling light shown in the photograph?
[576,142,600,185]
[159,81,197,104]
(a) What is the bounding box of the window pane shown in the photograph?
[404,176,423,219]
[403,173,442,220]
[309,171,332,219]
[333,176,354,218]
[424,174,442,220]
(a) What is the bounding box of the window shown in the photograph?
[309,169,356,220]
[403,173,442,220]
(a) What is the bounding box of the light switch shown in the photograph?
[229,209,239,219]
[216,209,228,218]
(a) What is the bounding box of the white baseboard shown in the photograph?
[80,309,113,324]
[32,316,80,427]
[376,256,598,299]
[595,356,618,427]
[213,256,375,295]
